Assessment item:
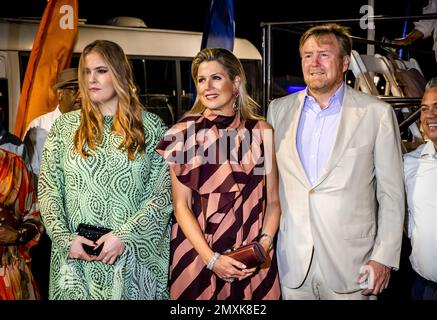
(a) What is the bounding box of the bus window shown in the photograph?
[180,60,195,119]
[145,60,176,126]
[131,58,177,126]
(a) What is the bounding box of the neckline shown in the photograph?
[201,109,241,129]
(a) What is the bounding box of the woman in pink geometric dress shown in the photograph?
[157,48,281,300]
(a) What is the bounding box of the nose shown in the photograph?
[205,77,213,89]
[88,71,97,83]
[310,54,321,66]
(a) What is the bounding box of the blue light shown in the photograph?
[287,86,306,94]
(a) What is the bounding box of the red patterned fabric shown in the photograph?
[0,148,42,300]
[157,111,280,300]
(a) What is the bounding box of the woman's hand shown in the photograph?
[212,254,255,282]
[95,232,125,265]
[68,235,97,261]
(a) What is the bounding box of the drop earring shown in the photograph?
[232,100,238,112]
[233,92,240,112]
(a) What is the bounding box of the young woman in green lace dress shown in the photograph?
[38,40,172,300]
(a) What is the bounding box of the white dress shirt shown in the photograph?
[296,83,345,185]
[23,106,62,176]
[404,140,437,282]
[415,0,437,61]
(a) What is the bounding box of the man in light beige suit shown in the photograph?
[267,24,405,299]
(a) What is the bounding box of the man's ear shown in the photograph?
[56,89,63,101]
[342,55,351,73]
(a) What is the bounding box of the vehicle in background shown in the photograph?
[0,17,262,130]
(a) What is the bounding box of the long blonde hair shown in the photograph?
[74,40,145,160]
[190,48,263,121]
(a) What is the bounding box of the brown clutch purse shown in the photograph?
[223,242,267,269]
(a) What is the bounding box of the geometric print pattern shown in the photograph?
[38,110,172,300]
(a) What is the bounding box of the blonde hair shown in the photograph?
[74,40,145,160]
[190,48,263,121]
[299,23,352,58]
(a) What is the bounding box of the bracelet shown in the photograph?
[206,252,221,270]
[258,233,274,251]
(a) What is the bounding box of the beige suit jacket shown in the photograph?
[267,85,405,293]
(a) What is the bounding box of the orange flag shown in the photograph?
[14,0,78,138]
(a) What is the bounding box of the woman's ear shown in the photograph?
[233,76,241,93]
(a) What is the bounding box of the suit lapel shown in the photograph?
[313,86,367,188]
[287,91,312,189]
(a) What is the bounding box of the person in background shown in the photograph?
[267,23,405,300]
[23,68,80,300]
[403,77,437,300]
[38,40,172,300]
[0,91,28,163]
[24,67,81,178]
[0,148,43,300]
[157,48,281,300]
[392,0,437,63]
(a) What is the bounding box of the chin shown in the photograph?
[205,105,221,111]
[427,134,437,142]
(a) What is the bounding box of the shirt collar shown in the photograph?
[420,140,437,158]
[303,82,346,114]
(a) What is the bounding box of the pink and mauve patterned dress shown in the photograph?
[157,110,280,300]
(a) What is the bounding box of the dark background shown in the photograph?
[2,0,436,80]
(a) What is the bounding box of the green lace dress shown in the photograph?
[38,110,172,300]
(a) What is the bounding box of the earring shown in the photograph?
[233,92,240,112]
[232,100,238,112]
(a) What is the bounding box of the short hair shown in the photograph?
[425,77,437,90]
[299,23,352,57]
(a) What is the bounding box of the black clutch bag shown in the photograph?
[76,223,112,256]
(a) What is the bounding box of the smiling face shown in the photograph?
[300,34,349,96]
[196,60,239,116]
[420,86,437,148]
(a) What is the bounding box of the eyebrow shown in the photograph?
[197,72,224,79]
[84,66,108,71]
[420,103,437,107]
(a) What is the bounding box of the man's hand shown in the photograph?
[357,260,391,296]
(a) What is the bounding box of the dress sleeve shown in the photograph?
[38,118,77,258]
[112,115,173,260]
[3,152,43,250]
[16,159,43,250]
